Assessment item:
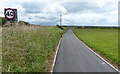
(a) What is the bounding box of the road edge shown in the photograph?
[50,37,62,72]
[72,30,119,72]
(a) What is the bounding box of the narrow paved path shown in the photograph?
[53,30,117,72]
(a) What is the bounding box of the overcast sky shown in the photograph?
[0,0,119,26]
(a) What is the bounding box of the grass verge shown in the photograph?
[2,25,65,72]
[73,28,119,69]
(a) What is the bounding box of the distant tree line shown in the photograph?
[56,24,64,30]
[62,26,118,29]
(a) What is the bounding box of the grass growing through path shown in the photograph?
[73,28,119,66]
[2,26,64,72]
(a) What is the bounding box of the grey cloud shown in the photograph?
[22,2,107,14]
[61,2,105,13]
[34,14,59,21]
[28,14,59,25]
[22,2,46,13]
[20,2,116,26]
[31,20,58,26]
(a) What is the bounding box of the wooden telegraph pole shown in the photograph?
[60,14,62,26]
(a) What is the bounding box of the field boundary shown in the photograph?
[73,30,119,72]
[50,37,62,72]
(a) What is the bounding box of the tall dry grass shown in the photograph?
[2,25,64,72]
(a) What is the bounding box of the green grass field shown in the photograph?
[2,26,65,72]
[73,28,119,66]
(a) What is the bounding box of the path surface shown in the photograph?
[53,30,117,72]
